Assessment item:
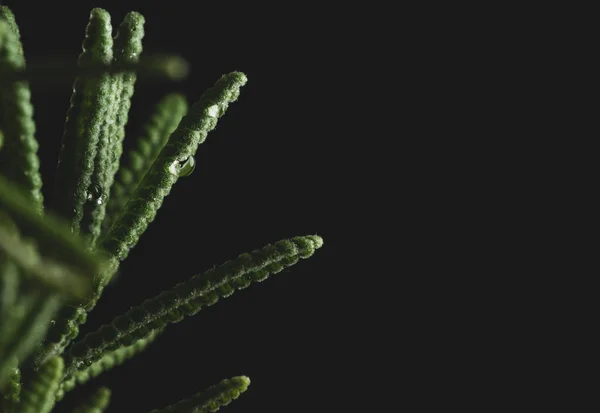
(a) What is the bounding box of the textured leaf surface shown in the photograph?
[65,235,322,376]
[148,376,250,413]
[101,71,247,262]
[0,9,43,211]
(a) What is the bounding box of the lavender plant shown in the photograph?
[0,7,323,413]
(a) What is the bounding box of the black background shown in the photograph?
[1,1,360,412]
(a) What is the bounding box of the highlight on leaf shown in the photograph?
[148,376,250,413]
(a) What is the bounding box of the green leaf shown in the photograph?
[0,10,43,211]
[64,235,323,376]
[1,362,20,412]
[100,71,247,263]
[66,387,111,413]
[104,93,187,235]
[0,55,189,85]
[0,291,60,389]
[148,376,250,413]
[0,7,22,56]
[57,329,162,400]
[0,211,89,299]
[81,11,145,246]
[33,305,87,369]
[17,356,63,413]
[0,173,105,289]
[51,8,113,233]
[0,253,19,318]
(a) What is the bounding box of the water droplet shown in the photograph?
[86,183,104,205]
[179,157,196,177]
[206,105,219,118]
[167,157,196,177]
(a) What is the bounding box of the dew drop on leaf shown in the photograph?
[87,183,104,204]
[168,157,196,177]
[178,156,196,177]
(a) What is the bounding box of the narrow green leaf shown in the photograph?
[67,387,111,413]
[81,11,145,246]
[32,256,118,368]
[148,376,250,413]
[35,257,116,370]
[103,93,187,234]
[107,11,145,184]
[0,173,105,285]
[1,361,20,412]
[0,211,89,299]
[64,235,323,376]
[0,54,189,85]
[33,305,87,368]
[100,71,247,262]
[0,291,60,389]
[57,329,162,400]
[0,10,43,211]
[0,178,103,381]
[51,8,113,232]
[0,7,22,55]
[0,253,19,317]
[17,356,63,413]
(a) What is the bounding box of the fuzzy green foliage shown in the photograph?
[1,364,20,412]
[34,306,87,368]
[100,71,248,263]
[52,8,114,231]
[67,388,111,413]
[0,290,60,388]
[17,357,63,413]
[64,235,322,377]
[104,93,187,233]
[57,329,162,400]
[81,11,145,246]
[0,175,104,296]
[2,55,189,85]
[0,6,323,413]
[0,11,42,212]
[148,376,250,413]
